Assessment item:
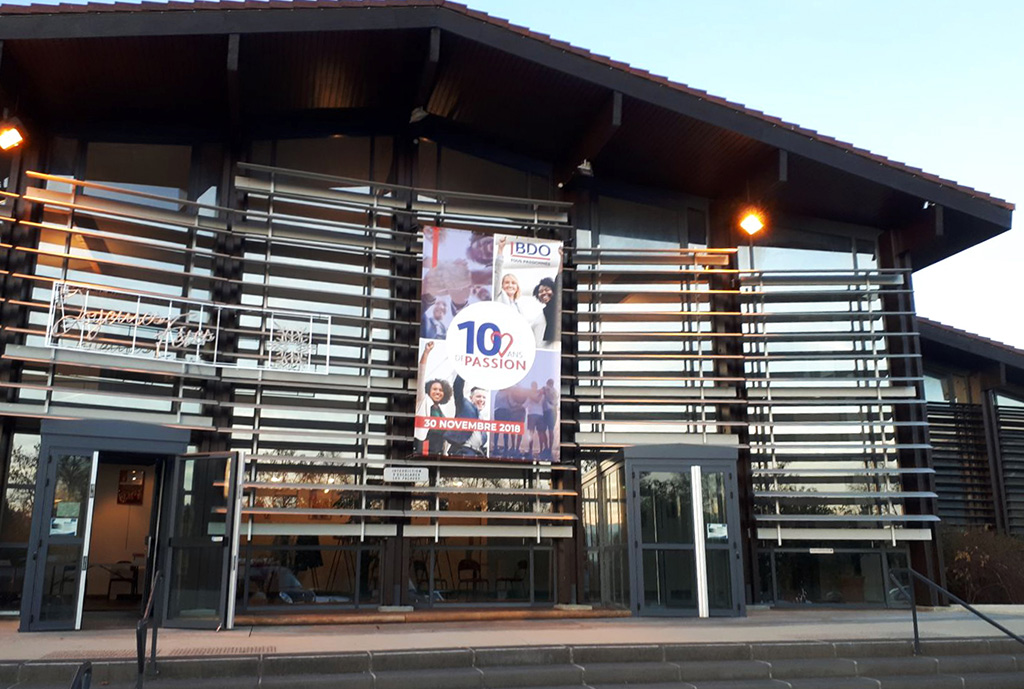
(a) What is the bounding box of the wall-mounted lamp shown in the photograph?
[739,208,765,236]
[0,117,24,151]
[409,106,429,124]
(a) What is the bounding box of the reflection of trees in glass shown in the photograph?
[0,489,34,543]
[55,456,91,504]
[437,476,535,514]
[639,473,692,543]
[1,442,40,542]
[8,441,39,486]
[757,464,886,517]
[641,474,689,510]
[253,450,362,512]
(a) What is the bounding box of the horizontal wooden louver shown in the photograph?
[1,166,936,542]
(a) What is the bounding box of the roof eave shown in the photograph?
[0,1,1013,239]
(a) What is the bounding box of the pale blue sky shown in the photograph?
[470,0,1023,347]
[3,0,1021,346]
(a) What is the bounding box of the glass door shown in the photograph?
[700,468,739,615]
[629,461,742,617]
[160,452,241,629]
[23,449,100,631]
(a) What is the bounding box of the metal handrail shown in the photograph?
[135,571,162,689]
[889,568,1024,655]
[68,661,92,689]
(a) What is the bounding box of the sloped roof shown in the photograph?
[0,1,1014,270]
[918,317,1024,387]
[0,0,1012,214]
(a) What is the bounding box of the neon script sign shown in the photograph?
[46,282,330,374]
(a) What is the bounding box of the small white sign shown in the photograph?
[384,467,429,483]
[706,523,728,540]
[809,547,835,555]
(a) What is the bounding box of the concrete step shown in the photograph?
[6,638,1024,689]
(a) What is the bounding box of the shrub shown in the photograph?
[941,529,1024,604]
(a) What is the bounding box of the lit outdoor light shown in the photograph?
[0,121,24,151]
[739,210,765,236]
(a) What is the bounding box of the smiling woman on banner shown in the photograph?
[414,341,454,456]
[531,245,563,347]
[493,236,546,344]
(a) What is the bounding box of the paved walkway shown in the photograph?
[3,606,1024,662]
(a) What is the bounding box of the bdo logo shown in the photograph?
[511,242,552,258]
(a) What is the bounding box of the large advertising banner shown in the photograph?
[416,227,562,462]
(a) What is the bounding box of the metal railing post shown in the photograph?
[149,618,159,676]
[136,571,162,689]
[890,567,1024,654]
[69,661,92,689]
[888,574,920,654]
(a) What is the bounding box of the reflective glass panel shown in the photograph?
[706,549,733,610]
[39,544,82,623]
[167,547,222,621]
[0,546,28,612]
[702,471,729,543]
[642,549,697,610]
[639,471,693,544]
[774,552,885,605]
[49,454,91,538]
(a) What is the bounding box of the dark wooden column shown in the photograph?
[387,132,419,607]
[707,199,758,606]
[981,388,1008,534]
[0,139,40,404]
[878,230,945,601]
[197,36,244,455]
[0,137,36,499]
[554,185,584,605]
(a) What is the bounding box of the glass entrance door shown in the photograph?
[161,452,241,629]
[629,461,742,617]
[23,449,100,631]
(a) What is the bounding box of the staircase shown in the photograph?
[7,639,1024,689]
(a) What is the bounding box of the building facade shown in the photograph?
[919,319,1024,534]
[0,1,1014,631]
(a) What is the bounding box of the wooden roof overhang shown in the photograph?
[0,1,1013,268]
[919,318,1024,393]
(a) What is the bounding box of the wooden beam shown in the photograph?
[416,115,553,176]
[978,362,1007,391]
[226,34,241,141]
[411,27,441,117]
[0,40,10,112]
[555,90,621,187]
[733,148,788,203]
[886,203,944,258]
[709,148,789,240]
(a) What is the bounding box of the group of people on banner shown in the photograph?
[415,227,562,462]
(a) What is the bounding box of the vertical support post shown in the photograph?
[708,199,758,605]
[384,132,419,606]
[197,36,244,456]
[555,185,584,605]
[0,132,43,404]
[981,389,1008,533]
[910,589,921,655]
[691,465,709,618]
[878,231,945,602]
